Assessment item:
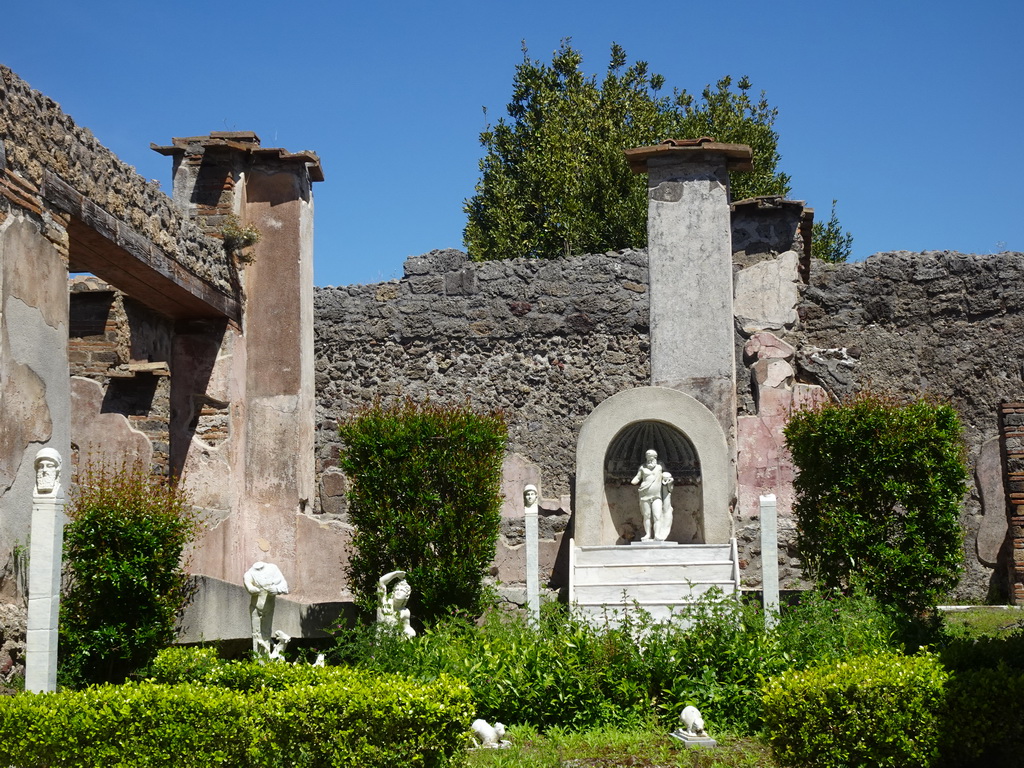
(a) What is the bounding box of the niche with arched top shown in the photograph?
[604,421,704,544]
[575,387,733,547]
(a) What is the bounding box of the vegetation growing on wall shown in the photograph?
[463,41,794,261]
[784,394,968,616]
[59,463,201,686]
[338,400,507,625]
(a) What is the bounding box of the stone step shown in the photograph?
[574,581,734,605]
[574,562,734,584]
[575,543,732,567]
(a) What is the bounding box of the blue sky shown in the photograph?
[4,1,1021,287]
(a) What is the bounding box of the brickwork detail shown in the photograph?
[1001,403,1024,603]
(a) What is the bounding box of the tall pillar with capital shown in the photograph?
[624,138,753,445]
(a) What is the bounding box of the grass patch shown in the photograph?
[941,606,1024,639]
[466,726,777,768]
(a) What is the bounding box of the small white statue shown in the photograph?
[471,719,510,749]
[680,705,707,737]
[312,653,326,667]
[244,561,289,655]
[268,629,291,661]
[657,471,675,541]
[33,448,61,497]
[377,570,416,638]
[631,449,664,542]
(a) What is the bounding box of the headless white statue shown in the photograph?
[377,570,416,638]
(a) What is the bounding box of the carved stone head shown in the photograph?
[523,484,538,508]
[34,447,62,496]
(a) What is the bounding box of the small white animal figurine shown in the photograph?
[312,653,325,667]
[471,719,508,748]
[680,705,707,737]
[268,629,291,661]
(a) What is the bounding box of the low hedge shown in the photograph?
[0,659,473,768]
[762,652,947,768]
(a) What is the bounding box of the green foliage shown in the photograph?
[811,198,853,263]
[466,724,774,767]
[463,41,791,260]
[762,652,947,768]
[784,394,968,616]
[60,463,202,686]
[0,665,472,768]
[327,590,901,736]
[937,665,1024,767]
[773,587,898,667]
[338,400,507,625]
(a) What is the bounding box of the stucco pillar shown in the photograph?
[624,139,752,442]
[154,133,324,600]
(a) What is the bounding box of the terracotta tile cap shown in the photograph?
[624,138,753,174]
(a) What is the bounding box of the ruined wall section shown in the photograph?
[68,277,172,476]
[314,248,651,510]
[786,250,1024,601]
[0,66,229,294]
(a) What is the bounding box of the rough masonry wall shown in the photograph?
[0,66,229,294]
[785,250,1024,601]
[314,247,1023,603]
[315,248,651,507]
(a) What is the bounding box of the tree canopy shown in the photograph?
[463,41,795,261]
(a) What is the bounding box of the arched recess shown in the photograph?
[574,387,734,546]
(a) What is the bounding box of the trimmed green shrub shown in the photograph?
[937,665,1024,767]
[0,665,473,768]
[784,393,968,616]
[338,399,507,624]
[60,463,202,686]
[762,652,947,768]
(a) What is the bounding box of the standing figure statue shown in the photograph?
[377,570,416,638]
[244,561,289,655]
[631,450,663,542]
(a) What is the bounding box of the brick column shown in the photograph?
[1000,402,1024,603]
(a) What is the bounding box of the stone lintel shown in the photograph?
[624,138,753,175]
[43,171,241,321]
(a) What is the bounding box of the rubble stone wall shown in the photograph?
[315,248,1024,602]
[314,248,652,506]
[0,66,229,293]
[784,250,1024,600]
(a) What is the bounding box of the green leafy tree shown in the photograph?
[338,400,507,625]
[463,40,792,260]
[60,463,201,685]
[783,394,968,616]
[812,198,854,263]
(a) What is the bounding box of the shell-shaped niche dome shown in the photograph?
[604,421,701,485]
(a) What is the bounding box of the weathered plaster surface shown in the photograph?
[0,215,69,569]
[646,156,736,436]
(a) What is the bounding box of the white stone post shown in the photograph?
[523,485,540,624]
[760,493,780,628]
[525,506,540,624]
[26,448,65,693]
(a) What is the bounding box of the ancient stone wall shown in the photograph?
[314,247,1024,603]
[69,277,173,476]
[315,248,652,507]
[0,66,229,294]
[784,250,1024,600]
